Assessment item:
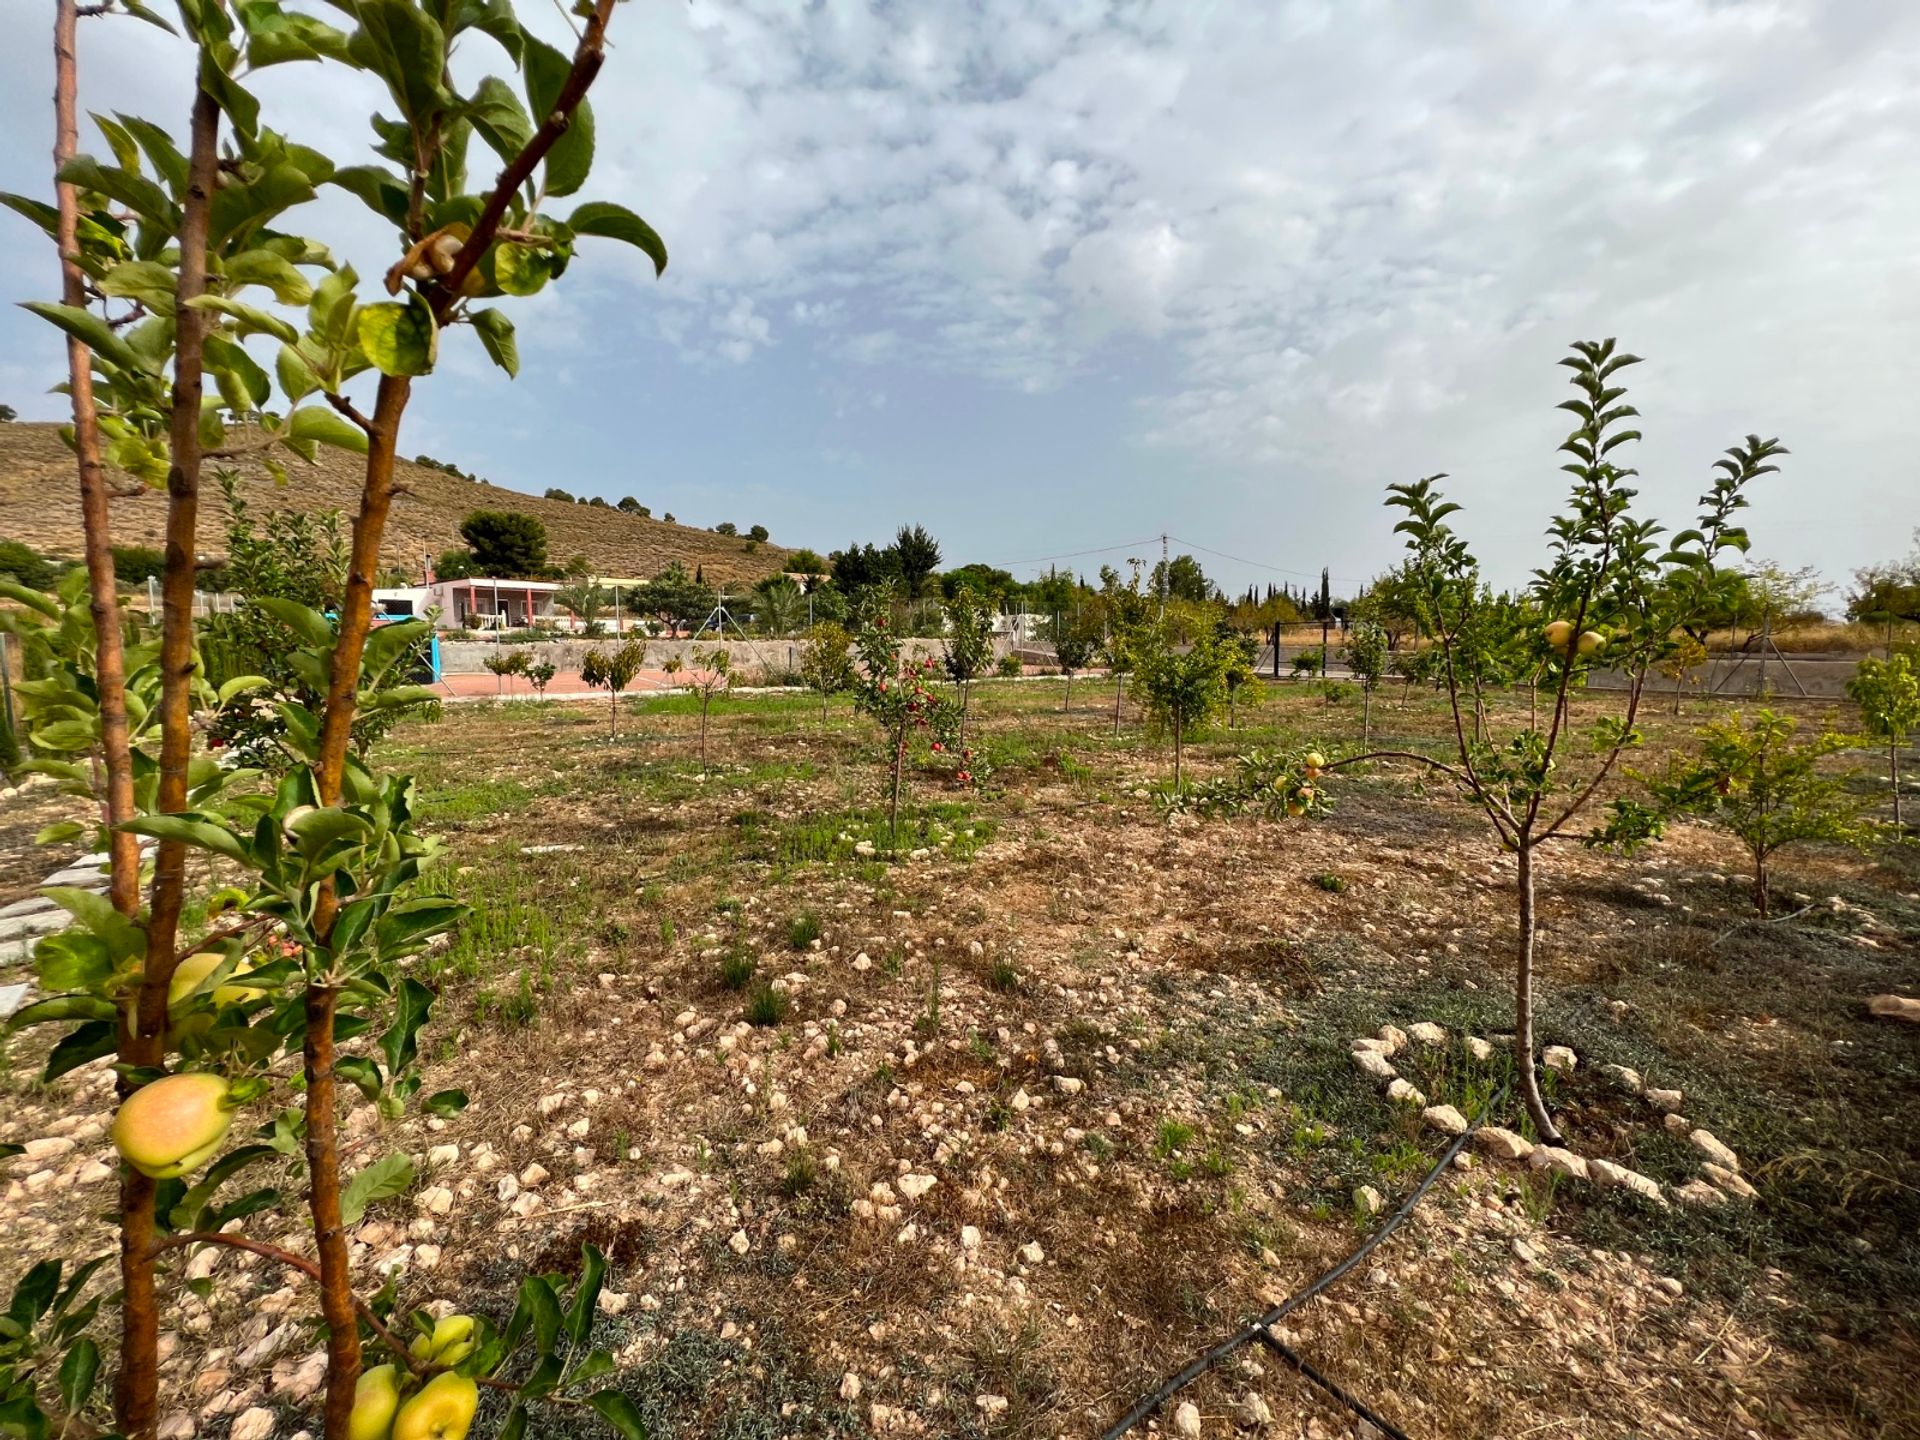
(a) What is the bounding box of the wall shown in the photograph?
[438,634,1012,680]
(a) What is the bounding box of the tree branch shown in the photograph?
[323,391,374,434]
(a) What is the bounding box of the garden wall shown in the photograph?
[437,635,1013,681]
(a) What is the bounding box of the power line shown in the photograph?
[981,536,1166,571]
[1167,534,1371,587]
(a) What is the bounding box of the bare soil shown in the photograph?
[3,680,1916,1439]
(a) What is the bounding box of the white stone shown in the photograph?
[960,1225,981,1250]
[1376,1024,1408,1054]
[231,1406,275,1440]
[1407,1021,1447,1047]
[1702,1162,1757,1200]
[1465,1036,1494,1062]
[1385,1078,1425,1106]
[1541,1045,1577,1073]
[728,1229,750,1255]
[1236,1390,1274,1427]
[1673,1180,1727,1208]
[1601,1064,1643,1094]
[1172,1401,1202,1439]
[1588,1158,1667,1206]
[1052,1075,1083,1095]
[1528,1146,1589,1182]
[1018,1241,1044,1265]
[1867,993,1920,1024]
[519,1163,550,1188]
[1421,1104,1467,1136]
[897,1173,936,1200]
[1474,1126,1533,1162]
[1688,1129,1739,1172]
[1353,1185,1383,1215]
[1351,1049,1396,1081]
[839,1371,862,1402]
[1645,1087,1684,1113]
[416,1186,454,1216]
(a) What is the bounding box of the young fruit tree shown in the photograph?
[1343,618,1388,744]
[1131,625,1233,793]
[942,583,996,741]
[1629,709,1875,916]
[799,620,856,723]
[483,647,529,693]
[1848,651,1919,826]
[4,0,669,1430]
[1054,622,1098,712]
[688,646,734,769]
[1178,340,1784,1143]
[582,640,647,740]
[852,610,965,849]
[1096,563,1152,735]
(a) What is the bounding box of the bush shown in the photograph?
[0,540,63,590]
[996,653,1023,678]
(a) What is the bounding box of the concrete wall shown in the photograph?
[439,635,1013,680]
[1585,652,1868,701]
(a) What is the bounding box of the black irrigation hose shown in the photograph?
[1099,1083,1510,1440]
[1258,1331,1414,1440]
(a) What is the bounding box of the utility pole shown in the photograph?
[1158,533,1168,618]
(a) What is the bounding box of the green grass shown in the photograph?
[745,983,790,1027]
[788,910,822,949]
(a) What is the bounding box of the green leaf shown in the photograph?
[524,38,594,198]
[329,165,410,228]
[43,886,145,961]
[204,332,273,409]
[497,1406,529,1440]
[276,342,321,403]
[241,2,352,66]
[216,675,273,706]
[98,259,181,314]
[34,931,115,993]
[20,301,147,372]
[523,1274,562,1358]
[287,405,369,454]
[7,996,117,1032]
[56,1337,100,1416]
[186,294,299,343]
[169,1144,277,1229]
[348,0,453,125]
[56,154,180,230]
[564,1245,605,1346]
[469,307,518,378]
[336,1054,384,1102]
[492,243,551,297]
[223,248,315,304]
[120,813,252,867]
[356,296,437,377]
[340,1153,414,1225]
[0,189,62,240]
[117,113,187,192]
[379,977,435,1075]
[467,75,533,163]
[253,595,334,646]
[568,202,667,278]
[208,163,316,249]
[34,821,87,846]
[44,1019,117,1079]
[423,1089,469,1117]
[587,1390,649,1440]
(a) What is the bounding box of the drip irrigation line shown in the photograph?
[1099,1082,1509,1440]
[1257,1331,1414,1440]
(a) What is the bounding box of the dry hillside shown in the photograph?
[0,421,795,586]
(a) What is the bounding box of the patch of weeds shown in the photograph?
[1310,872,1348,893]
[474,971,538,1027]
[745,983,789,1027]
[714,896,744,918]
[1155,1119,1196,1158]
[1083,1133,1113,1162]
[718,948,756,991]
[967,1030,996,1064]
[825,1024,843,1059]
[780,1149,816,1197]
[788,911,822,949]
[988,958,1020,993]
[881,948,905,979]
[659,917,677,947]
[985,1099,1013,1133]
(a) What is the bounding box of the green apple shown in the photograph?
[112,1073,233,1179]
[409,1314,478,1367]
[350,1364,402,1440]
[393,1371,478,1440]
[1544,619,1573,648]
[1577,630,1606,656]
[166,950,265,1009]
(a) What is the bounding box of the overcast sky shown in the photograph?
[1,1,1912,600]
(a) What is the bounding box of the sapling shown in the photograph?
[1625,709,1874,916]
[1848,651,1919,826]
[1054,624,1098,712]
[582,640,647,740]
[799,620,855,723]
[942,584,996,742]
[688,646,734,769]
[852,606,965,849]
[1178,340,1784,1143]
[1131,625,1234,793]
[1344,619,1388,744]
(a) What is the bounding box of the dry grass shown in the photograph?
[0,421,795,587]
[2,679,1916,1438]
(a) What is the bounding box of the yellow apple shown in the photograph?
[112,1073,233,1179]
[166,950,264,1009]
[1544,619,1574,648]
[350,1364,402,1440]
[1285,802,1305,818]
[409,1314,478,1367]
[1577,630,1606,656]
[393,1371,478,1440]
[1303,751,1326,771]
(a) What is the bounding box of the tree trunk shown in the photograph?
[1753,850,1769,919]
[609,688,617,739]
[119,80,220,1440]
[1173,713,1183,793]
[1113,674,1123,736]
[1529,682,1538,730]
[303,985,359,1440]
[889,734,904,850]
[53,0,138,921]
[1362,685,1371,745]
[700,700,709,769]
[1514,841,1561,1143]
[1063,673,1070,712]
[1892,739,1902,827]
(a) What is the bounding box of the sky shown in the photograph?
[1,0,1914,603]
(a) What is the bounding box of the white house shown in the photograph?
[373,578,563,630]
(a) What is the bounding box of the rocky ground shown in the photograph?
[2,682,1916,1439]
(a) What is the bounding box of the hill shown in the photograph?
[0,422,795,587]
